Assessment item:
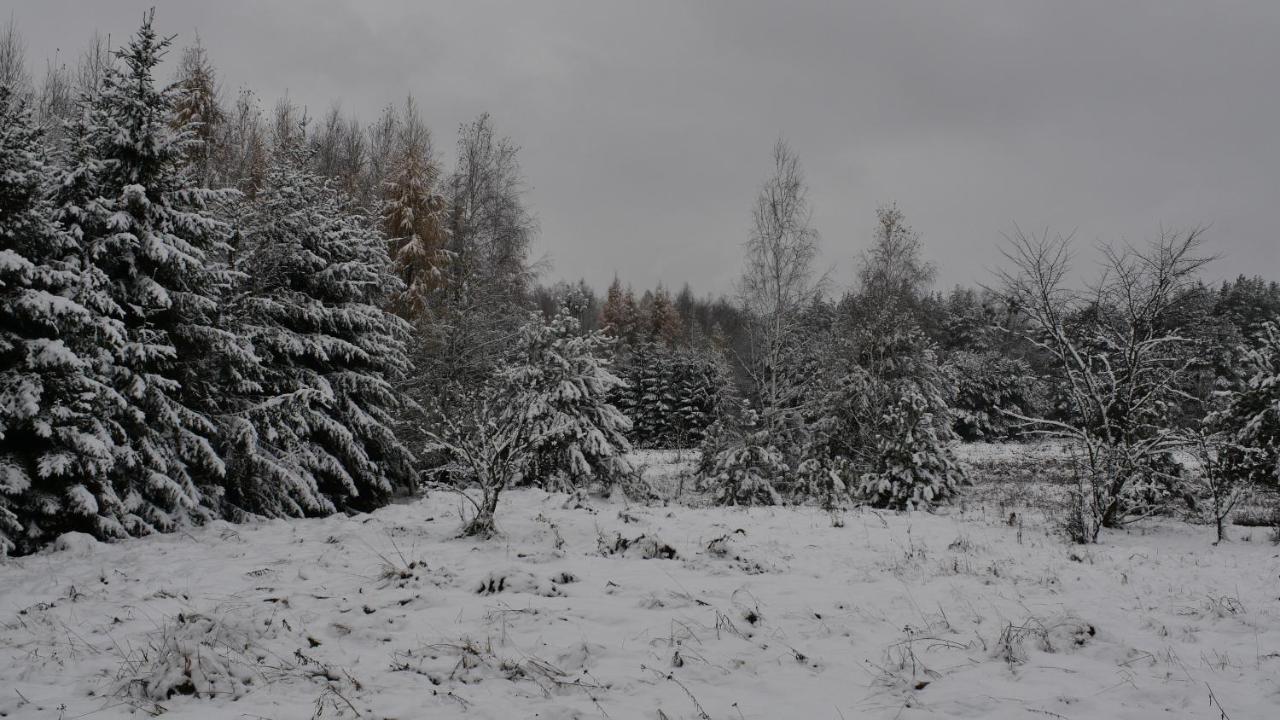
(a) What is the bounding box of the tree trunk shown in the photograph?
[462,487,501,538]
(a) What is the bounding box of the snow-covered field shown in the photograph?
[2,449,1278,719]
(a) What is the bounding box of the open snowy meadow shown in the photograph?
[4,5,1279,720]
[2,447,1277,720]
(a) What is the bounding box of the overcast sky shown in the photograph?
[12,1,1279,295]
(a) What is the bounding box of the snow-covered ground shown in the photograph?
[2,450,1278,719]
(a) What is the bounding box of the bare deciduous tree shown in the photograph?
[446,113,536,305]
[737,138,824,435]
[36,59,74,139]
[0,18,29,95]
[1184,428,1250,543]
[994,227,1213,542]
[75,31,112,98]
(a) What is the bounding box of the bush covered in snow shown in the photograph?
[117,610,286,703]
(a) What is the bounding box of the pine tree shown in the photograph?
[383,96,447,319]
[515,309,635,493]
[0,86,122,554]
[704,415,787,506]
[224,152,416,517]
[805,323,964,511]
[949,351,1042,441]
[1214,322,1280,493]
[855,371,965,509]
[601,275,627,338]
[59,14,246,537]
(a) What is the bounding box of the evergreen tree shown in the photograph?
[1214,322,1280,493]
[224,152,416,517]
[427,309,635,535]
[54,14,247,538]
[949,351,1042,441]
[807,326,964,510]
[855,369,965,509]
[601,275,629,339]
[615,343,725,448]
[515,309,635,493]
[0,86,121,553]
[703,413,787,506]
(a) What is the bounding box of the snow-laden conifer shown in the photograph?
[516,309,635,492]
[0,85,121,553]
[55,14,248,536]
[224,151,416,517]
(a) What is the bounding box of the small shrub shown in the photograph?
[117,610,287,702]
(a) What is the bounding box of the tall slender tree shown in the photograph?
[61,13,246,536]
[383,96,448,319]
[738,139,823,437]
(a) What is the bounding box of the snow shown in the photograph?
[48,531,101,557]
[1,450,1278,719]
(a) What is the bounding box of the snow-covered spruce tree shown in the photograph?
[611,342,654,445]
[516,309,637,494]
[0,86,124,554]
[949,351,1043,441]
[1213,322,1280,495]
[48,15,248,539]
[857,371,965,510]
[700,302,829,506]
[805,324,965,510]
[616,343,729,449]
[694,353,788,505]
[222,151,416,517]
[703,410,787,506]
[667,348,724,446]
[813,208,964,511]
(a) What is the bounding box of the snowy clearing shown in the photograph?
[1,453,1278,720]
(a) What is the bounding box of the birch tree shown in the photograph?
[737,139,823,437]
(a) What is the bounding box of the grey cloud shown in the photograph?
[13,0,1278,294]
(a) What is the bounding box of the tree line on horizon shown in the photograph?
[1,13,1277,551]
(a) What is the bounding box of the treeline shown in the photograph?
[536,142,1280,543]
[536,254,1280,461]
[2,14,1277,551]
